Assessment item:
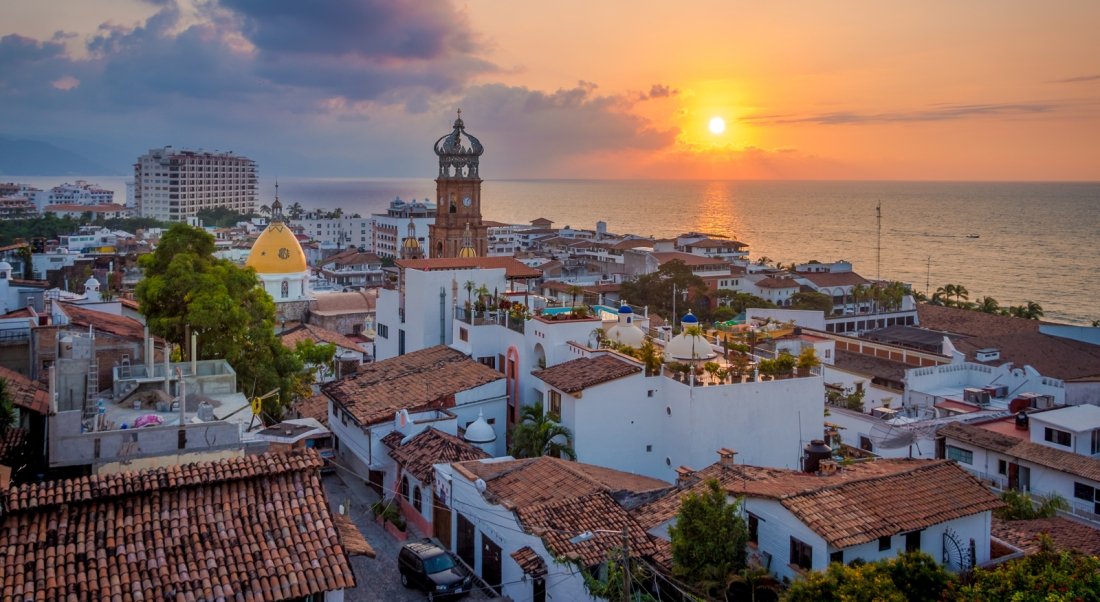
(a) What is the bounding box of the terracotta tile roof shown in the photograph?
[940,421,1100,483]
[117,297,140,311]
[797,271,870,288]
[683,238,747,249]
[516,492,657,566]
[0,308,34,319]
[322,345,503,426]
[310,290,376,315]
[635,459,1000,549]
[0,450,357,600]
[610,239,656,250]
[323,251,382,268]
[0,427,27,464]
[396,257,542,279]
[532,355,642,394]
[280,322,362,353]
[292,393,330,426]
[754,276,800,289]
[651,251,729,268]
[381,431,405,449]
[0,365,49,415]
[456,456,670,511]
[58,302,148,341]
[510,546,547,577]
[389,428,489,485]
[992,518,1100,556]
[916,304,1100,382]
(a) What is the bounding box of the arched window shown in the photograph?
[400,475,410,500]
[413,486,423,512]
[280,280,289,298]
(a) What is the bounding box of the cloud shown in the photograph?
[741,102,1057,126]
[646,84,676,99]
[449,82,678,177]
[1049,74,1100,84]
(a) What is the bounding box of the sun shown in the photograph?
[708,116,726,135]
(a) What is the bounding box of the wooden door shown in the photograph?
[434,502,452,548]
[457,513,476,567]
[481,535,503,595]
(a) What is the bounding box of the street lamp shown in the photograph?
[568,528,632,602]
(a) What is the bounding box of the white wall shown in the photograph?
[437,462,596,601]
[906,362,1066,407]
[747,309,826,331]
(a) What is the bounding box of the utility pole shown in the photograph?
[621,526,631,602]
[876,201,882,282]
[671,283,677,335]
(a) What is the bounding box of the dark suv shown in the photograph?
[398,539,473,599]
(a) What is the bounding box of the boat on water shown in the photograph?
[966,234,980,239]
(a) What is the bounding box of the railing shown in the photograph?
[454,307,527,334]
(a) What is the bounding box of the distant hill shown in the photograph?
[0,137,119,176]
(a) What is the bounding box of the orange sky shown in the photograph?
[4,0,1099,180]
[469,1,1100,180]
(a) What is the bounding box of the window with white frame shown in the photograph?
[946,445,973,465]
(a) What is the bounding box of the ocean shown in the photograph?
[12,176,1100,326]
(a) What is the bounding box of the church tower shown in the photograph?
[429,110,488,258]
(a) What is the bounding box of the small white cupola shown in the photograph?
[463,410,497,454]
[84,276,101,303]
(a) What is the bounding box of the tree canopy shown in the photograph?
[785,551,954,602]
[508,400,576,460]
[620,260,708,324]
[668,479,748,597]
[136,224,309,416]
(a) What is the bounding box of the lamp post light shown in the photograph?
[569,528,631,602]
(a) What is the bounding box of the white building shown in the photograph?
[39,180,115,209]
[634,455,1001,582]
[244,200,312,322]
[297,215,373,250]
[135,146,257,221]
[323,345,508,497]
[370,197,435,259]
[939,414,1100,521]
[435,455,671,601]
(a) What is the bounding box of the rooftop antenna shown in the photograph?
[875,201,882,282]
[926,256,932,297]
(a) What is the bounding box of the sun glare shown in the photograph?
[708,116,726,135]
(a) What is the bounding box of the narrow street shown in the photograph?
[324,472,496,601]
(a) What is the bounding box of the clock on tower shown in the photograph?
[428,110,489,258]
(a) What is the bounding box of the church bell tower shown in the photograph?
[429,110,488,258]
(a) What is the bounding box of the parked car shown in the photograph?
[398,539,473,599]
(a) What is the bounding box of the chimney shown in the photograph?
[717,448,737,468]
[675,466,696,487]
[818,459,839,475]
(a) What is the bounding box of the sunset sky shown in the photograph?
[3,0,1098,180]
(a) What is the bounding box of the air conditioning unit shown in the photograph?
[1016,392,1055,410]
[963,388,991,406]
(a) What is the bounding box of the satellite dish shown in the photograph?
[475,478,487,493]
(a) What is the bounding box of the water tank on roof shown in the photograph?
[1015,411,1029,431]
[803,439,833,474]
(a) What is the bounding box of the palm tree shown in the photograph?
[851,284,870,312]
[977,296,1000,314]
[287,202,304,220]
[474,284,490,309]
[259,204,271,216]
[509,401,576,459]
[953,284,970,307]
[1024,300,1044,320]
[567,284,584,309]
[463,280,476,307]
[637,337,663,376]
[936,285,955,307]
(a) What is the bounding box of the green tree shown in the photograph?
[668,479,748,597]
[294,339,338,382]
[994,490,1068,520]
[509,401,576,459]
[620,260,707,323]
[976,296,1000,314]
[786,551,954,602]
[957,540,1100,602]
[568,284,585,309]
[0,378,16,436]
[136,224,309,416]
[789,291,833,313]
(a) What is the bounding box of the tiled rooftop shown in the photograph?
[797,271,870,288]
[322,345,503,427]
[532,355,642,394]
[0,450,358,601]
[280,322,362,353]
[389,428,489,486]
[455,456,670,511]
[940,421,1100,483]
[754,276,800,289]
[291,393,330,426]
[635,459,1000,549]
[396,257,542,279]
[916,304,1100,382]
[0,365,49,415]
[992,517,1100,556]
[58,302,151,342]
[310,290,376,315]
[509,547,547,577]
[516,492,657,566]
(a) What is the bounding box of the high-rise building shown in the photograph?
[134,147,257,222]
[428,111,489,258]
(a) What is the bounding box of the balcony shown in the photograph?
[455,306,526,334]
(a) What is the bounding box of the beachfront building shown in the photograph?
[297,214,373,250]
[372,197,435,259]
[38,180,115,208]
[634,454,1001,582]
[134,146,257,221]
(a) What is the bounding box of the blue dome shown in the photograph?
[618,304,634,314]
[681,311,698,324]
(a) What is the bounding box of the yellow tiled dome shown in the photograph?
[457,245,478,258]
[246,222,307,274]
